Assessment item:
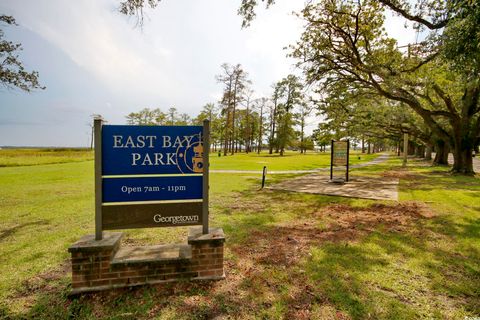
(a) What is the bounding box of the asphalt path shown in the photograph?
[210,153,391,174]
[448,153,480,172]
[473,155,480,172]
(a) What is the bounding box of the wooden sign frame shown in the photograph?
[94,119,210,240]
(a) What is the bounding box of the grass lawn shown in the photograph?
[0,148,378,171]
[0,151,478,319]
[210,150,377,171]
[0,149,93,167]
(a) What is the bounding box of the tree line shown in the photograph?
[5,0,478,173]
[239,0,480,174]
[121,0,480,174]
[125,64,316,156]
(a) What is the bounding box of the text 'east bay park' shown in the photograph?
[112,135,197,166]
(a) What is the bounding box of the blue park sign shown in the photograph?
[97,124,209,232]
[102,125,204,176]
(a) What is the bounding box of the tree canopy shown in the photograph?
[119,0,480,172]
[284,0,479,173]
[0,15,44,92]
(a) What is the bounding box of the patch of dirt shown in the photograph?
[5,261,71,314]
[232,202,434,267]
[11,262,71,299]
[223,194,266,212]
[122,237,148,246]
[381,170,419,179]
[4,201,436,319]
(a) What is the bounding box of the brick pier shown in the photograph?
[68,227,225,294]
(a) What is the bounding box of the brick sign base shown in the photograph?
[68,227,225,295]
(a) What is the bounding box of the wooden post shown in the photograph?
[202,120,210,235]
[346,140,350,182]
[94,117,103,240]
[261,166,267,189]
[403,133,408,167]
[330,140,334,180]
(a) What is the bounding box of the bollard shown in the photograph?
[261,166,267,189]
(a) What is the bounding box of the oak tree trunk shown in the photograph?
[425,145,433,160]
[433,140,449,165]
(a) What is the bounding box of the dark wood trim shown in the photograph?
[102,202,203,230]
[330,140,334,180]
[94,118,103,240]
[202,120,210,234]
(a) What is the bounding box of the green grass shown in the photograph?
[210,150,378,171]
[0,152,479,319]
[0,148,377,171]
[0,148,93,167]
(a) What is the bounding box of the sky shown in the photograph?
[0,0,415,147]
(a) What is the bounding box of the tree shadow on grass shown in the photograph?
[0,220,50,241]
[214,185,356,245]
[3,184,478,319]
[363,216,480,317]
[216,201,437,319]
[399,170,480,192]
[220,197,478,319]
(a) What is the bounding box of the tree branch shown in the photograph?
[377,0,449,30]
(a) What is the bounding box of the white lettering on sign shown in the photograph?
[112,135,157,148]
[121,185,142,194]
[162,135,196,148]
[131,153,177,166]
[162,136,171,148]
[119,185,188,194]
[153,214,199,224]
[112,135,198,149]
[131,153,141,165]
[166,153,176,165]
[113,135,123,148]
[113,135,198,149]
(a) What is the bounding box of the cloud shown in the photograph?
[383,9,417,46]
[0,0,420,147]
[0,118,52,126]
[4,0,176,98]
[1,0,308,113]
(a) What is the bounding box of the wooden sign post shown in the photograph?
[261,166,267,189]
[202,120,210,234]
[69,118,223,295]
[94,117,103,240]
[94,119,210,237]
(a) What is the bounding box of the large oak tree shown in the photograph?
[288,0,479,174]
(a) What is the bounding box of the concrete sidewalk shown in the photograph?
[268,174,399,201]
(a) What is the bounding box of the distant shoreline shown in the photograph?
[0,146,90,149]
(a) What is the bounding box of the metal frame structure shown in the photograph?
[330,139,350,182]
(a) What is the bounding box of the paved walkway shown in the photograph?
[265,153,398,201]
[266,153,479,201]
[268,175,399,201]
[211,153,391,174]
